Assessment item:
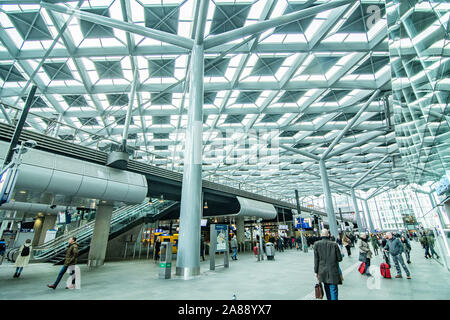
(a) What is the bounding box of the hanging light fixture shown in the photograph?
[159,195,164,203]
[203,201,208,209]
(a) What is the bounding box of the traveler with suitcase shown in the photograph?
[384,232,411,279]
[313,229,342,300]
[358,233,373,276]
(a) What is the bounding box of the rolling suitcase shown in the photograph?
[380,262,391,278]
[358,262,366,274]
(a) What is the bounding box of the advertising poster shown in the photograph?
[215,225,228,252]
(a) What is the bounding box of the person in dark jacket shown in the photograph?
[314,229,343,300]
[154,236,162,263]
[384,232,411,279]
[419,233,432,259]
[47,237,79,289]
[427,233,440,259]
[400,235,411,264]
[200,236,205,261]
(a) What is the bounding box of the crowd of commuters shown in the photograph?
[312,227,442,300]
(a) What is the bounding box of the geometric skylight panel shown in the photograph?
[277,91,306,103]
[302,56,340,75]
[148,59,175,77]
[274,4,315,34]
[144,6,179,35]
[106,94,129,106]
[80,8,115,38]
[62,95,88,107]
[209,4,252,35]
[204,92,218,104]
[320,90,351,103]
[224,114,245,124]
[7,12,53,41]
[0,64,26,82]
[151,93,172,105]
[42,63,74,80]
[250,57,285,76]
[235,91,261,104]
[152,116,171,125]
[94,61,124,79]
[20,96,47,109]
[205,58,230,77]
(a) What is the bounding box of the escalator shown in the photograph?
[33,199,179,265]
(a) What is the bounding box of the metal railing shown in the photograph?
[33,199,177,262]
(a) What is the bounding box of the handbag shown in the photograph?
[315,283,324,299]
[358,251,367,262]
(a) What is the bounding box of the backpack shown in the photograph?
[21,246,30,257]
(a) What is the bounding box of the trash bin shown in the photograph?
[265,243,275,260]
[159,242,172,279]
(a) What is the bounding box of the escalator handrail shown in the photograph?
[34,202,147,250]
[35,200,177,261]
[33,200,176,260]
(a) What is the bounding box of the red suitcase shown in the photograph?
[358,262,366,274]
[380,262,391,278]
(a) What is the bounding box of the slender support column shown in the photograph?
[318,159,338,239]
[175,43,204,279]
[2,85,37,168]
[121,68,139,151]
[386,191,401,230]
[351,188,364,232]
[428,193,447,230]
[87,202,114,268]
[363,199,375,233]
[294,189,305,252]
[372,197,384,231]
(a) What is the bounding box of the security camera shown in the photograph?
[23,140,37,148]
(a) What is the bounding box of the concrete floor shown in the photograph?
[0,241,449,300]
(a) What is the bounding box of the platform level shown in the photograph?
[0,241,448,300]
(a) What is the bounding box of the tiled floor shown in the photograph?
[0,241,449,300]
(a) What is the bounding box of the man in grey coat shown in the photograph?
[314,229,343,300]
[384,232,411,279]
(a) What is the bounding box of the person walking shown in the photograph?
[342,233,352,257]
[47,237,79,289]
[400,235,411,264]
[154,236,161,263]
[231,235,238,260]
[13,239,32,278]
[200,235,205,261]
[313,229,343,300]
[277,236,284,252]
[427,233,440,259]
[384,232,411,279]
[0,238,6,265]
[370,234,379,256]
[358,233,373,276]
[420,233,432,259]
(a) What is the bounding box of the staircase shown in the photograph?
[33,199,178,265]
